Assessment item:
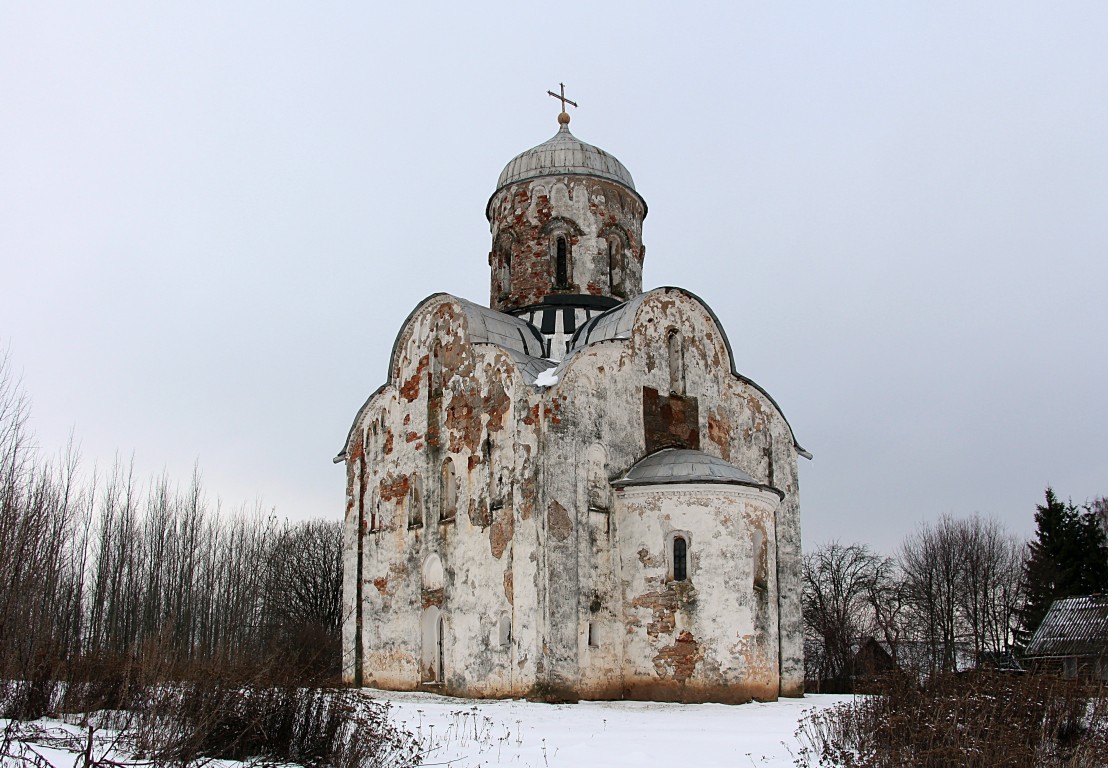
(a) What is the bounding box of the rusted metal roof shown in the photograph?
[1025,594,1108,659]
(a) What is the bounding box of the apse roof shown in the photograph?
[613,448,779,495]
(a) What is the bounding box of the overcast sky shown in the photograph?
[2,2,1105,553]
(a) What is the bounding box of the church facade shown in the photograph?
[337,105,808,703]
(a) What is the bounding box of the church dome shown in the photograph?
[493,124,637,195]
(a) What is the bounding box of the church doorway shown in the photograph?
[421,606,444,683]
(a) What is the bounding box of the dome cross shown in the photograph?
[547,83,578,124]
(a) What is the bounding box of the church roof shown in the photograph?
[493,124,637,198]
[454,297,547,359]
[614,448,780,497]
[568,293,648,348]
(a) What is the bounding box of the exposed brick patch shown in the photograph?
[707,407,731,462]
[490,504,514,559]
[382,429,394,455]
[548,500,572,542]
[468,497,492,529]
[503,568,514,605]
[399,354,428,402]
[378,473,410,502]
[652,631,703,684]
[373,577,388,595]
[631,588,678,637]
[643,386,700,453]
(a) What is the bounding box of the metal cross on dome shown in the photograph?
[547,83,578,117]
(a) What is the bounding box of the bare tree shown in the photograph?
[899,514,1024,676]
[803,541,895,691]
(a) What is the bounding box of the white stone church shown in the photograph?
[337,97,808,702]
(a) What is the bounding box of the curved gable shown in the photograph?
[566,287,811,458]
[336,294,550,462]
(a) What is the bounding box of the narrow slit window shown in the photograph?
[587,621,599,648]
[555,237,568,287]
[408,473,424,528]
[667,329,685,395]
[673,536,688,582]
[441,458,456,522]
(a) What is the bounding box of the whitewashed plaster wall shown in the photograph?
[341,288,805,701]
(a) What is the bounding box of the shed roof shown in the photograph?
[1025,595,1108,658]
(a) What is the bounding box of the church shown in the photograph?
[337,91,808,703]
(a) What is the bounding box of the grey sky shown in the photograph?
[2,2,1105,553]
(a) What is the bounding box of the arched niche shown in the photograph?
[422,554,444,591]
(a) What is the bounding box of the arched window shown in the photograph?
[494,231,515,299]
[667,329,685,395]
[555,236,569,288]
[608,239,623,296]
[441,458,456,522]
[673,536,688,582]
[408,473,424,529]
[602,228,628,298]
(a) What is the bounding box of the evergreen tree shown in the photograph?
[1019,487,1108,644]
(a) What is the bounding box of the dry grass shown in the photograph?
[794,672,1108,768]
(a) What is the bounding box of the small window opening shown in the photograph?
[441,458,457,522]
[587,621,599,648]
[608,238,624,297]
[497,614,512,649]
[555,237,568,287]
[408,473,424,529]
[673,536,688,582]
[503,254,512,293]
[370,499,381,532]
[667,329,685,395]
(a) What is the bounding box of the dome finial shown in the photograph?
[547,82,577,126]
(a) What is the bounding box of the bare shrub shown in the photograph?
[795,672,1108,767]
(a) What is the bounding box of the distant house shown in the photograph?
[853,636,898,679]
[1024,595,1108,681]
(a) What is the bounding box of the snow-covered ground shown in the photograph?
[380,689,855,768]
[2,691,854,767]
